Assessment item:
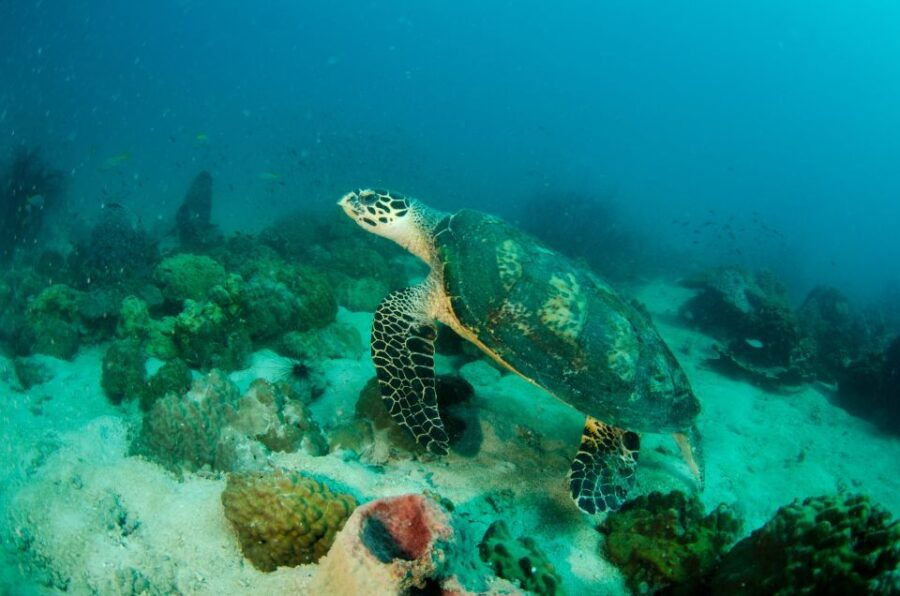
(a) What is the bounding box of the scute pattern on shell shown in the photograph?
[434,209,699,432]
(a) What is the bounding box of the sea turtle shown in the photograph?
[338,189,703,513]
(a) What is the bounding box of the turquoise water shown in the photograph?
[1,3,898,594]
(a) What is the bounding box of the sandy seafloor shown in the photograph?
[0,280,898,595]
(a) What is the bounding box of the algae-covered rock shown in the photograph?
[101,338,147,405]
[22,283,84,359]
[599,490,741,594]
[146,316,178,360]
[334,275,389,313]
[153,253,227,304]
[172,299,250,371]
[280,321,362,361]
[116,295,151,340]
[479,520,563,596]
[707,493,900,595]
[221,469,356,571]
[139,358,191,412]
[680,268,812,385]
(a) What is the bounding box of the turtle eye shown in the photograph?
[359,191,378,206]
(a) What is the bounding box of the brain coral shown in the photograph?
[708,493,900,595]
[221,469,356,571]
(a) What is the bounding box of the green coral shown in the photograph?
[116,295,152,340]
[707,493,900,595]
[146,316,178,360]
[172,299,250,371]
[599,490,741,594]
[479,520,563,596]
[101,339,147,404]
[139,358,192,412]
[153,253,227,304]
[221,469,357,571]
[22,284,84,359]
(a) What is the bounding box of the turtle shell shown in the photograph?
[433,209,699,432]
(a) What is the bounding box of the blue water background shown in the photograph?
[2,1,899,301]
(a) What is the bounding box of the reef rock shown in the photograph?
[175,170,221,249]
[680,267,813,387]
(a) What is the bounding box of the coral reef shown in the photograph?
[797,286,869,382]
[67,203,156,289]
[134,370,327,473]
[280,321,362,361]
[175,170,220,249]
[680,268,813,387]
[139,358,191,412]
[0,146,65,263]
[598,490,741,594]
[706,493,900,595]
[100,339,146,405]
[171,299,250,371]
[133,369,243,473]
[152,253,227,305]
[229,378,327,455]
[221,469,357,571]
[309,493,453,594]
[479,520,562,596]
[20,283,84,359]
[837,336,900,435]
[116,295,152,340]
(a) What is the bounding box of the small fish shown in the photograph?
[259,172,282,182]
[24,194,45,212]
[99,152,131,170]
[745,338,765,349]
[195,133,209,143]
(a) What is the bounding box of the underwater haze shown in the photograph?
[2,2,900,595]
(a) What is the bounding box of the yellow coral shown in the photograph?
[221,469,356,571]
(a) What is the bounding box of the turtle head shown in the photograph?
[339,188,439,262]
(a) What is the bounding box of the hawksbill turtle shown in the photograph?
[338,189,703,514]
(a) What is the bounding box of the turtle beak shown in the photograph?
[338,191,360,218]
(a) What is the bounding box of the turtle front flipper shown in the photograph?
[568,417,640,514]
[372,283,449,455]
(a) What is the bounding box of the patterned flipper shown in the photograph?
[372,284,449,455]
[568,416,640,514]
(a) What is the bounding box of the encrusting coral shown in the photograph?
[599,490,741,594]
[221,469,356,571]
[479,520,562,596]
[705,493,900,595]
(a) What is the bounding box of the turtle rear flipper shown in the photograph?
[568,417,640,514]
[372,283,449,455]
